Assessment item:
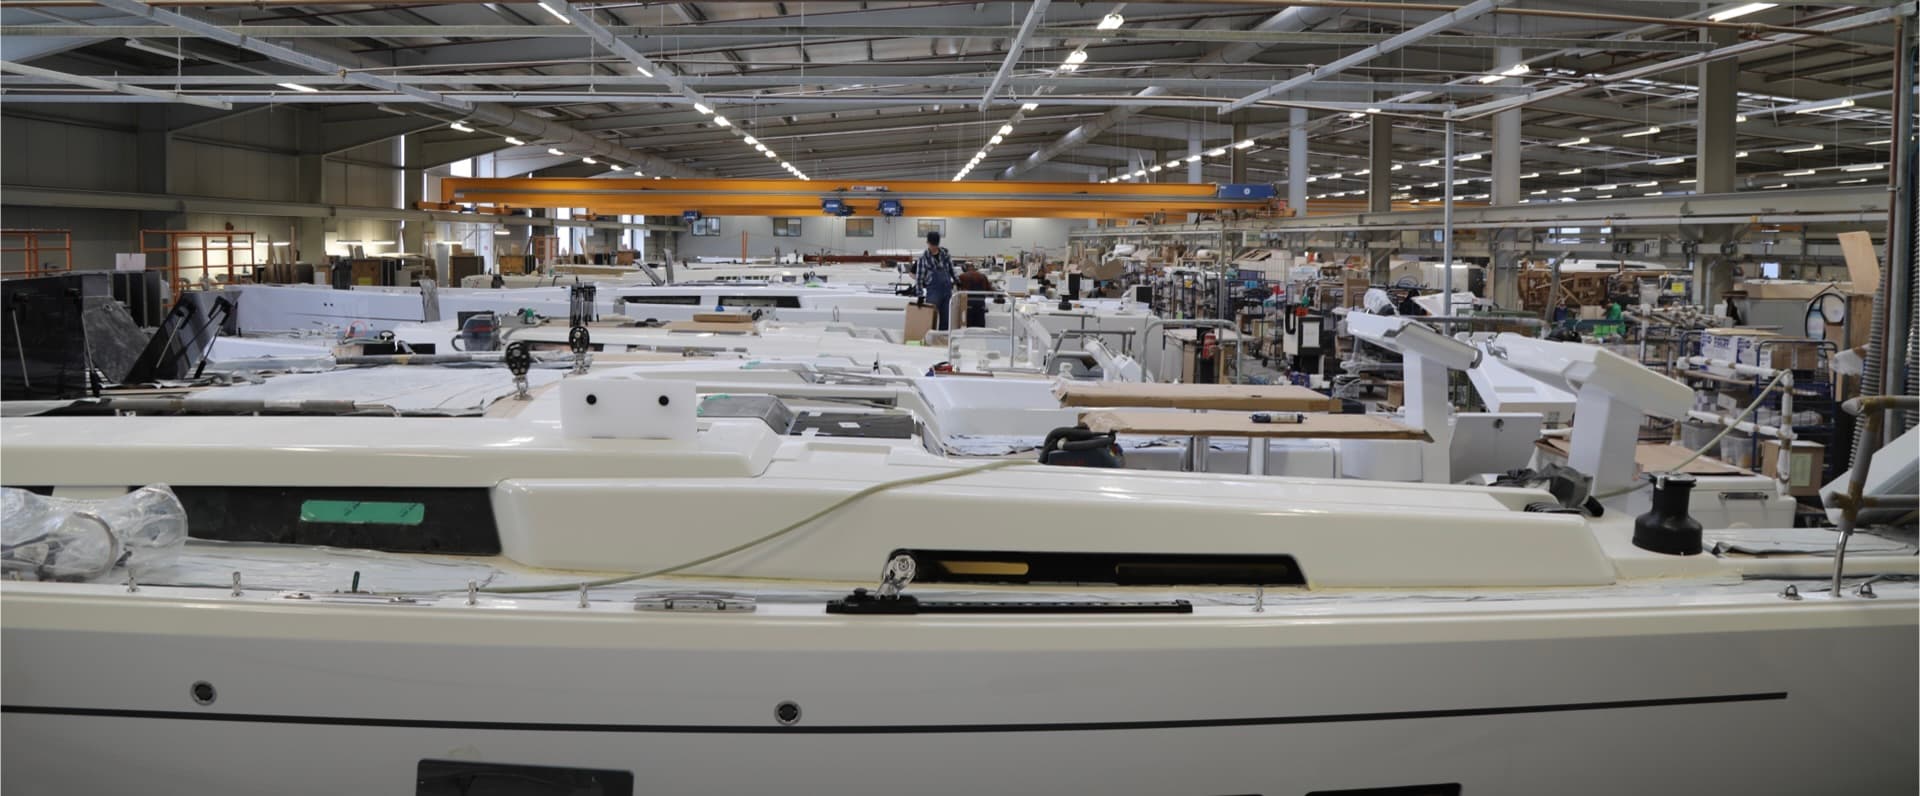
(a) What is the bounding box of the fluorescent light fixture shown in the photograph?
[494,228,511,236]
[1594,195,1613,200]
[712,116,731,128]
[1762,183,1789,189]
[754,143,767,152]
[781,162,793,170]
[1708,3,1776,22]
[743,136,757,146]
[504,136,524,146]
[1595,184,1619,191]
[1021,103,1039,112]
[582,157,597,164]
[1168,160,1185,168]
[1633,181,1659,187]
[1305,177,1318,183]
[1782,143,1823,153]
[990,135,1004,145]
[1456,179,1474,186]
[1097,13,1125,30]
[536,2,570,23]
[1793,98,1855,114]
[764,150,776,158]
[1133,170,1147,177]
[277,82,319,93]
[1207,147,1227,157]
[449,121,473,132]
[1390,164,1404,171]
[1149,165,1163,173]
[1559,168,1583,175]
[1186,155,1201,163]
[1422,182,1440,188]
[1736,114,1748,123]
[1558,137,1590,148]
[1865,138,1891,146]
[368,240,397,246]
[269,241,291,246]
[1838,178,1870,184]
[609,164,623,171]
[1234,139,1255,149]
[1347,112,1365,119]
[1366,107,1381,114]
[1782,169,1815,177]
[1326,173,1343,180]
[693,103,712,115]
[1519,172,1540,179]
[1842,163,1884,172]
[548,148,566,156]
[1477,63,1531,84]
[998,125,1014,136]
[1354,169,1370,176]
[1737,150,1750,157]
[1530,189,1548,195]
[125,39,187,60]
[1679,178,1696,184]
[1456,153,1483,162]
[1063,50,1089,65]
[1652,157,1687,165]
[1560,187,1581,194]
[975,150,987,160]
[1622,126,1660,138]
[636,66,653,77]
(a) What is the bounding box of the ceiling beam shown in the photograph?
[980,0,1050,112]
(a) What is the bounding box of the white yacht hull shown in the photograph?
[4,586,1913,795]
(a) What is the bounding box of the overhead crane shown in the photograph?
[431,178,1280,220]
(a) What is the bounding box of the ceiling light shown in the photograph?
[609,164,623,171]
[693,103,712,115]
[1354,169,1370,176]
[1149,165,1163,173]
[548,148,566,156]
[1633,181,1659,187]
[1838,178,1870,184]
[1234,139,1255,149]
[1782,169,1815,177]
[1594,194,1614,200]
[1390,164,1404,171]
[636,66,653,77]
[1366,107,1381,114]
[1021,103,1039,112]
[1595,184,1619,191]
[1064,50,1089,66]
[1423,182,1440,188]
[536,2,571,23]
[1519,172,1540,179]
[1456,153,1482,162]
[277,82,319,93]
[1622,126,1660,138]
[976,150,988,160]
[1327,173,1343,180]
[764,150,776,158]
[1530,189,1548,195]
[449,121,473,132]
[1559,168,1583,175]
[1736,115,1748,123]
[1207,147,1227,157]
[754,143,767,152]
[1708,3,1776,22]
[1133,170,1147,177]
[1306,177,1319,183]
[1558,137,1590,148]
[990,135,1004,145]
[1679,178,1696,184]
[1560,187,1581,194]
[1842,163,1885,172]
[1652,157,1687,165]
[1737,150,1750,157]
[582,157,597,164]
[743,136,757,146]
[1457,179,1475,186]
[1347,112,1365,119]
[1168,160,1184,168]
[1865,138,1891,146]
[712,116,731,127]
[998,125,1015,136]
[124,39,187,60]
[1783,143,1824,153]
[1186,155,1201,163]
[781,162,793,170]
[1762,183,1789,189]
[1477,63,1531,84]
[1794,98,1856,114]
[504,136,525,146]
[1097,13,1125,30]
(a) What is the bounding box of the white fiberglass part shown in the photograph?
[1,485,187,581]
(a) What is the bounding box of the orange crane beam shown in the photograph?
[436,177,1275,220]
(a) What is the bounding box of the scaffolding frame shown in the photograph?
[140,229,257,293]
[0,229,73,280]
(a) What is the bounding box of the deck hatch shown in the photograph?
[895,549,1307,586]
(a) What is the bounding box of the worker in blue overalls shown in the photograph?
[915,230,957,331]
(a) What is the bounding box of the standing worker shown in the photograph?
[915,231,957,331]
[955,261,994,328]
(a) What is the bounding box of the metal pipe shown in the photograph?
[1442,118,1455,318]
[1830,395,1919,596]
[1221,0,1508,113]
[0,60,230,110]
[979,0,1051,112]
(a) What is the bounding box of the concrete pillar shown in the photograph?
[134,108,180,237]
[1155,149,1168,183]
[1695,29,1739,308]
[1491,46,1525,308]
[1288,108,1308,218]
[1368,114,1392,213]
[1188,131,1203,184]
[1230,121,1249,184]
[401,135,427,259]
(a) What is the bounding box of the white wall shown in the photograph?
[674,215,1073,261]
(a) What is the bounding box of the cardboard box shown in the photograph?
[1754,340,1822,372]
[903,302,936,344]
[1761,438,1826,496]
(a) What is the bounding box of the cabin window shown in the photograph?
[417,760,632,795]
[895,550,1306,587]
[623,295,703,306]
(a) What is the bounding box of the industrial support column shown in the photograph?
[1230,121,1249,184]
[1694,29,1740,309]
[1188,131,1203,184]
[1368,109,1393,283]
[1288,108,1308,217]
[1490,47,1525,308]
[293,118,329,267]
[402,135,427,262]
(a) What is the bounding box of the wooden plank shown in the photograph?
[1837,230,1881,293]
[1054,381,1340,411]
[692,311,755,324]
[1080,410,1430,441]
